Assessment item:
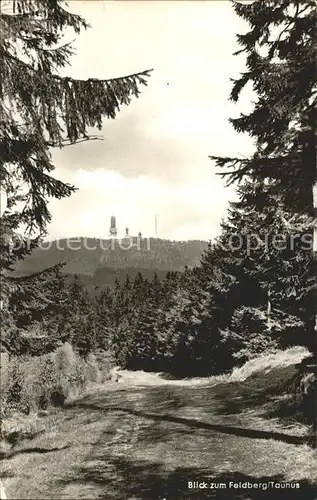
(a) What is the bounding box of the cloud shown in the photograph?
[48,167,236,241]
[47,1,253,241]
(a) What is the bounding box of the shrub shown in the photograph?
[288,368,317,427]
[0,345,112,450]
[1,344,112,420]
[1,413,45,447]
[5,359,25,411]
[84,353,100,383]
[0,353,10,418]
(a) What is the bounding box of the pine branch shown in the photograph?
[0,10,41,19]
[37,39,75,53]
[47,135,104,148]
[4,51,153,85]
[7,261,68,283]
[268,1,300,58]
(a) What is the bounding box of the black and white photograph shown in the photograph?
[0,0,316,498]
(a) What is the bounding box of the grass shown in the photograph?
[1,347,316,499]
[227,346,310,382]
[0,344,113,466]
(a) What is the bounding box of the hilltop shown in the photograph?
[12,237,208,286]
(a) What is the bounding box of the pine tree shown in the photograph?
[209,1,316,351]
[149,272,163,306]
[0,1,152,351]
[43,265,70,335]
[95,285,114,350]
[152,268,212,375]
[67,275,96,356]
[131,274,164,371]
[112,278,124,328]
[127,299,159,371]
[8,264,65,328]
[0,263,70,354]
[200,180,313,362]
[211,1,316,211]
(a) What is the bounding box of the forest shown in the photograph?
[0,0,316,449]
[11,237,208,277]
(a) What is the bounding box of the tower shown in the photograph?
[109,215,117,237]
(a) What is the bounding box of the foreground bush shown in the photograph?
[0,343,112,418]
[1,413,45,447]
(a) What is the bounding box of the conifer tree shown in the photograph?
[0,263,70,355]
[65,275,95,355]
[112,278,124,328]
[211,1,316,210]
[95,285,114,350]
[8,263,66,328]
[128,274,164,370]
[209,1,316,355]
[0,0,152,351]
[198,179,313,363]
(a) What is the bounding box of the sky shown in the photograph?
[48,0,255,241]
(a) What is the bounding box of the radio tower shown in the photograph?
[155,214,158,238]
[109,215,117,237]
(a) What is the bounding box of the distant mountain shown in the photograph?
[12,237,208,286]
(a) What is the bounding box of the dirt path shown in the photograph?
[1,372,316,499]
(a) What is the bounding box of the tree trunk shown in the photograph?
[313,182,317,341]
[312,182,317,446]
[267,287,272,332]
